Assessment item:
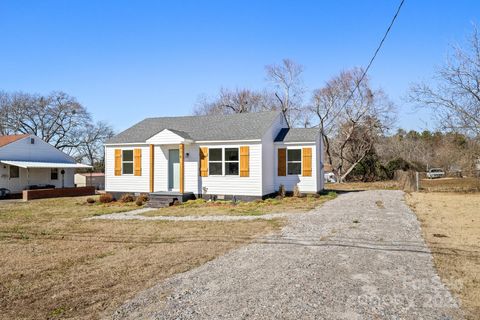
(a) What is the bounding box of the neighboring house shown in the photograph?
[105,111,324,200]
[0,134,91,193]
[75,173,105,190]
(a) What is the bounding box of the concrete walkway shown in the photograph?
[111,190,462,320]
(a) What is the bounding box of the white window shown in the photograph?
[208,147,240,176]
[122,150,134,174]
[224,148,239,175]
[51,168,59,180]
[209,148,223,175]
[9,165,19,179]
[287,149,302,175]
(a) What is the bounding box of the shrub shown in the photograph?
[293,185,302,197]
[278,184,286,198]
[120,194,135,203]
[99,193,113,203]
[86,197,95,204]
[138,193,149,202]
[135,198,144,206]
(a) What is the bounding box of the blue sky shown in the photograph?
[1,0,479,133]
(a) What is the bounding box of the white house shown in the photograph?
[105,111,324,202]
[0,134,91,193]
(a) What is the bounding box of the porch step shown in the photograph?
[147,193,179,208]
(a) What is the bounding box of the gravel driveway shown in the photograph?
[111,190,462,320]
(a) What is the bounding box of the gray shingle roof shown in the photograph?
[107,111,281,144]
[274,128,319,142]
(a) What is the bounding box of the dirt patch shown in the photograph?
[406,192,480,319]
[143,192,337,217]
[0,196,281,319]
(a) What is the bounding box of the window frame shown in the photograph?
[208,148,223,176]
[51,168,59,180]
[207,147,240,177]
[286,148,302,176]
[224,147,239,176]
[9,165,19,179]
[122,149,134,175]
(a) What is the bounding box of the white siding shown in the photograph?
[316,136,325,191]
[184,144,200,194]
[0,135,75,163]
[199,142,263,196]
[261,113,286,195]
[105,144,199,194]
[105,144,150,193]
[274,143,319,193]
[0,166,74,193]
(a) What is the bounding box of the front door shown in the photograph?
[168,149,180,190]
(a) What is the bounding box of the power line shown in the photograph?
[338,0,406,112]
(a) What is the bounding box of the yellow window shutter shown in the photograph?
[199,147,208,177]
[134,149,142,176]
[239,146,250,177]
[114,149,122,176]
[278,148,286,176]
[302,147,312,176]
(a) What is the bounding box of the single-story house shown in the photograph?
[0,134,91,194]
[75,172,105,190]
[105,111,324,201]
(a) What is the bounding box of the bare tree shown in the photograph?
[311,68,396,181]
[265,59,305,127]
[193,88,272,115]
[0,91,114,169]
[409,25,480,137]
[76,121,114,170]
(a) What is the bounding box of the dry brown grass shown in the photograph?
[143,192,337,217]
[406,192,480,319]
[420,177,480,192]
[326,180,400,191]
[0,196,282,320]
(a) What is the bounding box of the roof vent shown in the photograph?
[30,138,35,144]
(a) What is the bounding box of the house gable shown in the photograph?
[146,129,193,145]
[0,135,75,163]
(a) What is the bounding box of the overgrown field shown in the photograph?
[0,196,282,319]
[406,192,480,319]
[420,177,480,192]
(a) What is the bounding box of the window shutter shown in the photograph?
[302,147,312,176]
[239,146,250,177]
[278,148,286,176]
[134,149,142,176]
[114,149,122,176]
[199,147,208,177]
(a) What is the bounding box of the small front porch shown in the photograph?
[147,191,195,208]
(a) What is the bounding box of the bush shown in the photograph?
[99,193,113,203]
[278,184,286,198]
[138,193,149,202]
[135,198,144,206]
[293,185,302,197]
[86,197,95,204]
[120,194,135,203]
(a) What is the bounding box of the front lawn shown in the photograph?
[142,192,337,217]
[0,196,281,319]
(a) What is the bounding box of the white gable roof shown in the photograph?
[146,129,194,145]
